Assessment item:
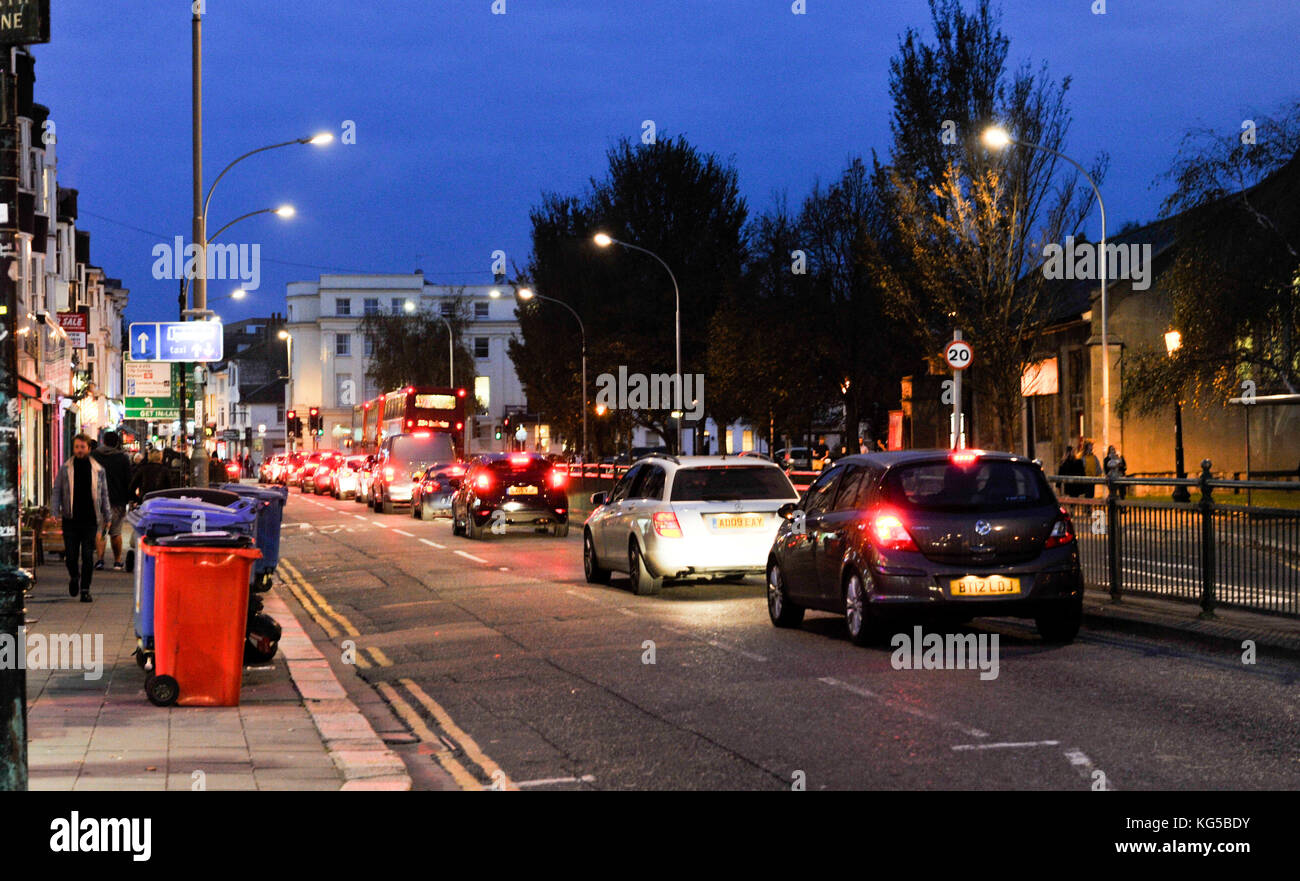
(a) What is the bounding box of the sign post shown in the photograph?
[945,331,973,450]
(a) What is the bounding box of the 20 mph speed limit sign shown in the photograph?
[945,340,973,370]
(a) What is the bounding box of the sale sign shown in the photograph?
[57,311,88,348]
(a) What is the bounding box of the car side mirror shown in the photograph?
[590,491,608,507]
[447,477,462,489]
[778,502,799,520]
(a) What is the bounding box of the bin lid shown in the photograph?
[143,487,242,507]
[220,483,288,506]
[153,531,256,549]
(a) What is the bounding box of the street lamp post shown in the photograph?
[500,287,588,462]
[593,233,684,453]
[278,329,293,454]
[1165,330,1191,503]
[404,298,454,385]
[982,127,1111,453]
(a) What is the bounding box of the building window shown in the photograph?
[391,297,404,314]
[336,297,351,316]
[440,301,455,317]
[336,333,351,356]
[474,375,490,410]
[276,404,284,424]
[364,297,380,316]
[364,335,374,356]
[475,301,489,318]
[474,337,489,359]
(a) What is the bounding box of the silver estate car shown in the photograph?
[583,454,800,595]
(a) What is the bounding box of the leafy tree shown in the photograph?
[881,0,1102,450]
[358,292,477,406]
[1121,101,1300,415]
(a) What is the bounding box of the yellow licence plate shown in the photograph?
[950,575,1021,596]
[507,485,539,495]
[711,514,764,530]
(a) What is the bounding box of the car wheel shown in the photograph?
[451,508,465,536]
[467,514,486,540]
[767,560,805,628]
[382,497,394,516]
[844,569,882,647]
[551,521,569,538]
[627,540,662,596]
[583,531,610,584]
[412,499,422,519]
[1036,598,1083,644]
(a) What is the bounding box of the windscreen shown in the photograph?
[388,433,456,468]
[670,465,798,502]
[487,457,550,479]
[881,459,1053,512]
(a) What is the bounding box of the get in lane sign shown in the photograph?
[130,321,223,362]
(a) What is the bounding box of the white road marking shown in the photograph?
[371,520,388,528]
[454,550,488,563]
[664,626,766,662]
[419,539,444,549]
[354,515,368,521]
[392,529,414,537]
[951,740,1061,752]
[514,775,596,788]
[818,676,988,738]
[1063,747,1109,788]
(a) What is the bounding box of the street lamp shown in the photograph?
[278,329,294,453]
[401,298,455,385]
[1165,329,1191,502]
[497,286,588,462]
[982,125,1112,453]
[592,232,684,453]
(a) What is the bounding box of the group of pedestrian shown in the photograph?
[1058,437,1126,498]
[50,431,183,603]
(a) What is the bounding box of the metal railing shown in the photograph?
[1051,460,1300,618]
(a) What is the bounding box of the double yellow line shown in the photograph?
[277,557,513,790]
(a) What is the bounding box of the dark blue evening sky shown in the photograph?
[31,1,1300,327]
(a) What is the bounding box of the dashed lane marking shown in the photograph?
[454,550,489,563]
[514,775,596,788]
[392,529,414,537]
[818,676,989,739]
[951,740,1061,751]
[420,539,445,549]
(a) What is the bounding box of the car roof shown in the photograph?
[631,454,787,470]
[828,449,1037,469]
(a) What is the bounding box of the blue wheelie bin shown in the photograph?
[220,483,288,592]
[127,497,260,670]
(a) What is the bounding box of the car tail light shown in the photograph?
[548,469,567,489]
[652,511,682,538]
[1044,507,1076,548]
[950,449,984,467]
[449,464,465,477]
[383,467,395,482]
[475,472,494,492]
[510,454,530,467]
[871,511,918,552]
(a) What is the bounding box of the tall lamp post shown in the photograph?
[1165,330,1191,503]
[982,126,1111,453]
[278,330,294,454]
[496,287,587,461]
[404,298,454,385]
[592,233,684,453]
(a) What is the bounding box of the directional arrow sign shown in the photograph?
[129,321,223,362]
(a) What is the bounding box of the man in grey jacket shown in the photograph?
[51,434,111,602]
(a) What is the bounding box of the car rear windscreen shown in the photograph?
[487,458,550,479]
[881,459,1053,512]
[670,466,798,502]
[389,434,456,467]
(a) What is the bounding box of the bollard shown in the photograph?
[1198,459,1217,619]
[1106,471,1122,603]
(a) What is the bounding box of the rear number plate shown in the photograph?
[711,514,764,530]
[507,485,539,495]
[950,575,1021,596]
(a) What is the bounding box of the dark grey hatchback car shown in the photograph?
[766,449,1084,645]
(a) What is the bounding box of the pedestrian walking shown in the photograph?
[91,429,132,571]
[1105,445,1128,500]
[129,449,174,502]
[50,434,111,602]
[1080,439,1103,499]
[1058,444,1085,497]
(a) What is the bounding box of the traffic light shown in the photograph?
[309,407,322,436]
[494,426,502,441]
[287,410,301,438]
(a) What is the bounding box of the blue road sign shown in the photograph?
[129,321,224,362]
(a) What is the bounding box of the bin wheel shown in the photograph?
[133,647,150,669]
[145,674,179,707]
[244,641,278,665]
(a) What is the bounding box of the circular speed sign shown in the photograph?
[945,340,974,370]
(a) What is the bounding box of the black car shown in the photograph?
[765,449,1084,645]
[451,453,570,539]
[411,461,464,519]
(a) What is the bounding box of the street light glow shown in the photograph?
[308,132,335,146]
[1165,329,1183,354]
[231,288,247,300]
[982,126,1012,150]
[489,288,501,299]
[517,287,535,300]
[404,299,415,312]
[593,233,613,247]
[275,204,296,218]
[278,329,290,340]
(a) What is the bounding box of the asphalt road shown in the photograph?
[275,486,1300,791]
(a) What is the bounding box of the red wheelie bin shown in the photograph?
[142,532,262,707]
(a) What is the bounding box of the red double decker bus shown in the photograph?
[377,386,469,457]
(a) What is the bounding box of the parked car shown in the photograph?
[774,447,813,471]
[411,462,465,519]
[451,452,569,539]
[372,432,458,514]
[583,453,800,595]
[764,449,1084,645]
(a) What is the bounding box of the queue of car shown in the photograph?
[261,439,1083,647]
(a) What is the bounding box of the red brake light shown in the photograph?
[475,472,493,491]
[456,388,467,397]
[455,422,463,430]
[406,386,414,395]
[950,449,984,466]
[510,454,530,467]
[412,430,431,437]
[871,511,918,552]
[652,511,682,538]
[548,469,567,489]
[1044,507,1076,548]
[449,465,465,476]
